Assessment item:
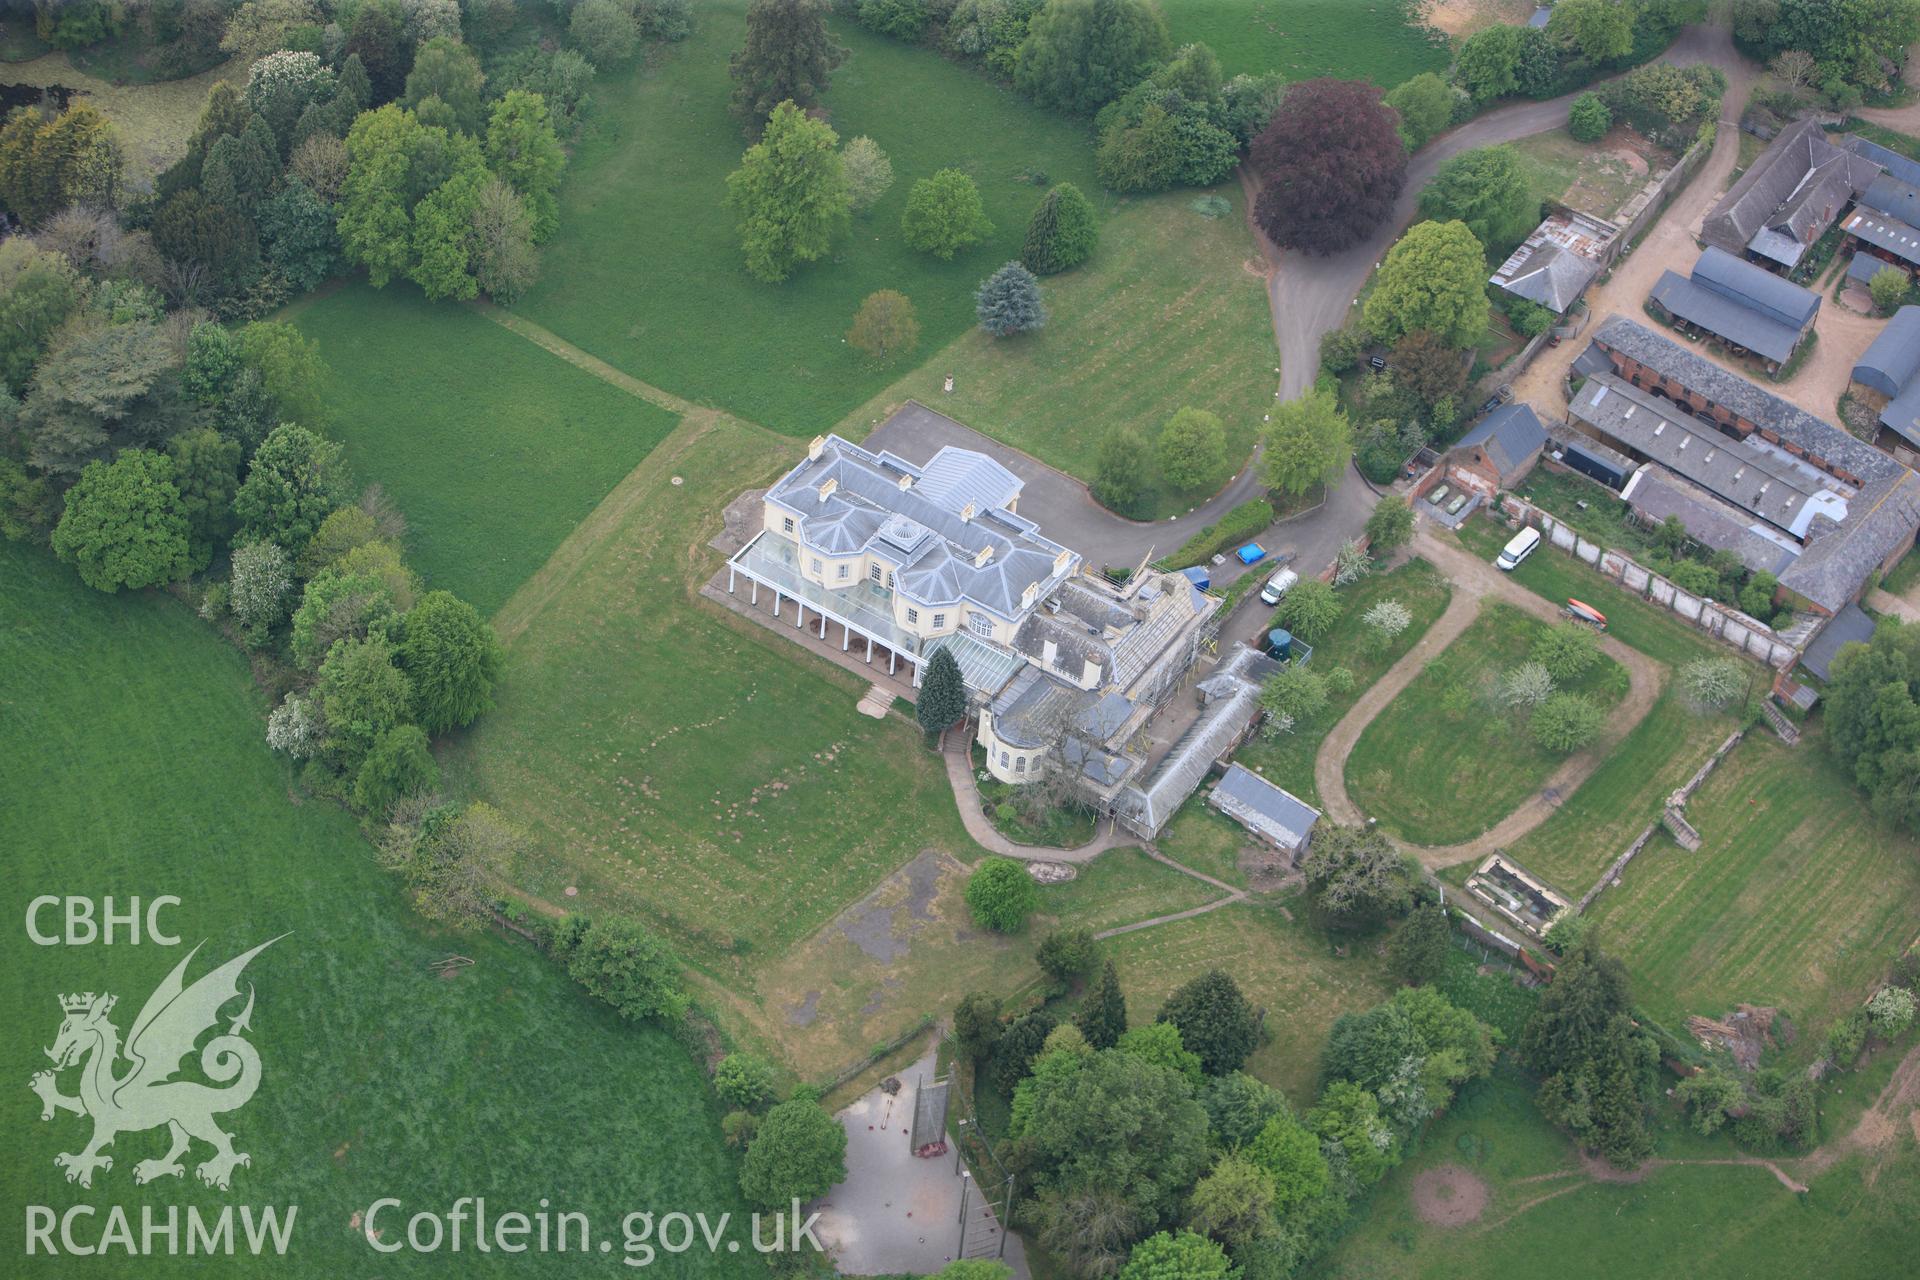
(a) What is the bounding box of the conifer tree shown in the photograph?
[916,646,966,739]
[1021,182,1098,275]
[1076,958,1128,1049]
[729,0,848,130]
[975,261,1047,336]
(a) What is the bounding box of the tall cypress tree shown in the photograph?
[729,0,848,130]
[1021,182,1098,275]
[1076,958,1128,1049]
[916,646,967,740]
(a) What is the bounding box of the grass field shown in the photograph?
[1234,557,1454,804]
[1347,602,1629,843]
[837,186,1276,518]
[1591,728,1920,1050]
[286,285,680,616]
[1454,516,1730,668]
[0,542,752,1277]
[3,50,230,181]
[516,2,1102,436]
[1156,800,1257,889]
[1320,1061,1919,1280]
[1101,899,1393,1103]
[439,413,995,1077]
[1500,685,1739,893]
[1161,0,1451,84]
[1038,847,1225,934]
[1509,127,1677,221]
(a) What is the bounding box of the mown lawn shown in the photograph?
[1508,127,1676,221]
[1455,515,1727,668]
[1501,685,1740,894]
[1320,1061,1920,1280]
[1590,728,1920,1052]
[1156,799,1257,889]
[515,1,1101,435]
[1161,0,1451,83]
[439,413,987,1070]
[1234,557,1454,804]
[836,186,1277,519]
[1037,846,1224,935]
[285,284,679,616]
[1101,899,1393,1103]
[0,543,753,1278]
[1346,601,1630,843]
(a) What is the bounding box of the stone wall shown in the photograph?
[1575,728,1746,913]
[1609,131,1714,256]
[1499,495,1801,668]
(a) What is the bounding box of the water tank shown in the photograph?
[1266,628,1293,662]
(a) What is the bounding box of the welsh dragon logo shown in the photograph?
[30,937,283,1191]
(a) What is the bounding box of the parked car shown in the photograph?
[1427,483,1451,507]
[1368,354,1387,372]
[1259,567,1300,606]
[1497,526,1541,571]
[1445,491,1469,515]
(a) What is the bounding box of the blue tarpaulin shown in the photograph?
[1236,543,1266,565]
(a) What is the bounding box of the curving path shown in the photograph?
[1313,525,1666,868]
[1265,23,1750,401]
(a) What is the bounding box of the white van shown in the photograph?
[1497,526,1541,572]
[1259,567,1300,605]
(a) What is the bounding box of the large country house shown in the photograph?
[724,434,1268,836]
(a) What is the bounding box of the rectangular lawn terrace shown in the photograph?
[287,284,679,616]
[1345,601,1628,844]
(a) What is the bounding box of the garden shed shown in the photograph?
[1207,764,1320,859]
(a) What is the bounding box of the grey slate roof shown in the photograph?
[1572,375,1831,538]
[766,434,1076,618]
[1592,317,1898,484]
[1619,467,1802,577]
[1880,383,1920,448]
[1841,133,1920,188]
[1692,246,1822,329]
[915,447,1021,514]
[1456,402,1547,478]
[1800,602,1877,681]
[1493,241,1600,312]
[1702,120,1880,268]
[1860,172,1920,225]
[1010,572,1214,694]
[1648,247,1819,364]
[1489,210,1619,315]
[1209,764,1320,850]
[1841,208,1920,267]
[1849,249,1895,283]
[1583,319,1920,612]
[1854,305,1920,399]
[989,666,1134,752]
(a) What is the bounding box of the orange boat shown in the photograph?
[1563,598,1608,632]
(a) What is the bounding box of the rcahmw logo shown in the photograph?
[22,909,299,1258]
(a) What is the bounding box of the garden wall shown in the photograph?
[1575,728,1746,913]
[1608,128,1714,256]
[1497,494,1800,668]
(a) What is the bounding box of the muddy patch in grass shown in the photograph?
[1412,1163,1490,1226]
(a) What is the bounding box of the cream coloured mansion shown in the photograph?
[723,433,1272,836]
